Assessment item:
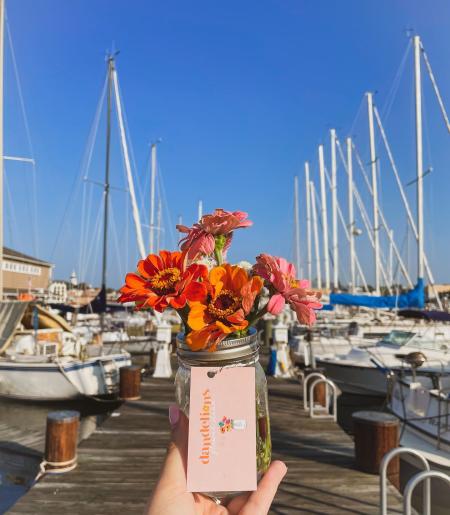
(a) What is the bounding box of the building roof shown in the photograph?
[3,247,53,267]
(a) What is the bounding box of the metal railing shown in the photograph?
[379,447,430,515]
[309,378,337,421]
[302,372,337,421]
[302,372,326,410]
[403,470,450,515]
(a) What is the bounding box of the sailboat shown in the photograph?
[317,35,450,396]
[0,5,131,400]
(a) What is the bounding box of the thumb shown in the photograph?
[146,406,190,514]
[159,405,189,488]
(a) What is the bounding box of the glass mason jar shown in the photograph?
[174,327,271,499]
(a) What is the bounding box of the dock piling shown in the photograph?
[44,410,80,473]
[352,410,399,486]
[120,365,142,400]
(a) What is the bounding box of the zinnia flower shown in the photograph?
[186,264,263,351]
[253,253,322,325]
[119,250,208,312]
[177,209,252,261]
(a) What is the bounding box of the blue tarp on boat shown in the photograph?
[329,278,425,309]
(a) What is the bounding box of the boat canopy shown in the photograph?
[329,279,425,309]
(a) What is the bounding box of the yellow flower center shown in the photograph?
[150,267,181,295]
[207,289,240,320]
[284,274,298,289]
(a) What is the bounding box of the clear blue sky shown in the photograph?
[5,0,450,288]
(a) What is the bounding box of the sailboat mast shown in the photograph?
[414,35,424,281]
[112,65,146,259]
[310,181,322,289]
[346,137,356,293]
[318,144,330,290]
[304,162,312,283]
[156,198,162,252]
[101,56,114,327]
[366,92,381,295]
[294,175,301,276]
[330,129,338,290]
[0,0,4,300]
[149,142,157,254]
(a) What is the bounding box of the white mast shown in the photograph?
[294,175,301,276]
[0,0,4,299]
[414,35,425,281]
[198,200,203,221]
[346,137,356,293]
[389,229,394,286]
[112,67,146,259]
[330,129,338,289]
[310,181,322,289]
[366,92,381,294]
[304,162,312,283]
[373,105,442,307]
[156,198,162,252]
[318,145,330,290]
[149,142,157,254]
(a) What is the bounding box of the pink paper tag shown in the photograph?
[187,366,257,493]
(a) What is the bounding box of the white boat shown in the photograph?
[317,329,450,396]
[0,302,131,401]
[389,372,450,514]
[0,353,130,401]
[390,372,450,464]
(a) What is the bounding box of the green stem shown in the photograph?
[214,247,223,265]
[248,305,268,327]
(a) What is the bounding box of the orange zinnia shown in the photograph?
[119,250,208,312]
[186,264,263,351]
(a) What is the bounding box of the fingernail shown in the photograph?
[169,405,180,428]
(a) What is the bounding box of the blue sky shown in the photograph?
[5,0,450,288]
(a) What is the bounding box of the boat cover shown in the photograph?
[0,301,29,353]
[329,278,425,309]
[398,308,450,322]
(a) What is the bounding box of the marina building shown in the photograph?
[2,247,53,298]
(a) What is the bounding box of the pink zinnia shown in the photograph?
[177,209,252,261]
[253,253,322,326]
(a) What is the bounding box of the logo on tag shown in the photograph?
[218,416,247,433]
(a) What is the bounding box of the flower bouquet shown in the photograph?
[119,208,322,492]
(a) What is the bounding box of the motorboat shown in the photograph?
[389,370,450,514]
[317,329,450,396]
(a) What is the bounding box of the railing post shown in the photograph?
[379,447,430,515]
[404,470,450,515]
[309,378,338,421]
[303,372,327,410]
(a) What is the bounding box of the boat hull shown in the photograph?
[317,358,389,396]
[0,354,131,401]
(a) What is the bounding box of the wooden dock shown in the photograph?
[9,375,404,514]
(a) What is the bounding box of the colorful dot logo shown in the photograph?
[218,416,233,433]
[218,416,246,433]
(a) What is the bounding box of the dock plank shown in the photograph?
[8,376,404,514]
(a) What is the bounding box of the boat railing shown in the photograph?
[403,470,450,515]
[379,446,430,515]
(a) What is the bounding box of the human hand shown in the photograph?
[146,405,287,515]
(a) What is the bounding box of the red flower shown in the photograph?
[119,250,208,312]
